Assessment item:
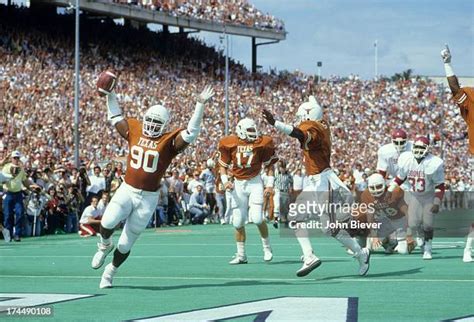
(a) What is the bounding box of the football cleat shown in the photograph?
[92,242,114,270]
[356,248,371,276]
[229,254,248,265]
[99,263,117,289]
[263,247,273,262]
[296,254,322,277]
[423,240,432,260]
[463,249,473,263]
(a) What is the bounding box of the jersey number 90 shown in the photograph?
[130,146,160,173]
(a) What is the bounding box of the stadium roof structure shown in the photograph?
[32,0,286,72]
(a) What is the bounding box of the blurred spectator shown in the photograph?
[79,196,102,237]
[274,160,293,225]
[44,186,67,234]
[24,186,47,236]
[86,166,105,205]
[97,191,110,215]
[155,178,169,227]
[188,183,210,224]
[199,159,216,219]
[65,185,84,233]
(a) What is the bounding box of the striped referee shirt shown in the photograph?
[275,173,293,193]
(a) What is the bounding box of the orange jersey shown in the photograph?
[218,135,278,180]
[124,118,183,191]
[297,120,331,175]
[360,187,407,220]
[454,87,474,155]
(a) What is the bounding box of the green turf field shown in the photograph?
[0,224,473,321]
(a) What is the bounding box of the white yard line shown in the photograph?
[0,275,471,283]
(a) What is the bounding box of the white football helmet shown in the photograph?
[296,96,323,123]
[368,173,386,198]
[143,104,170,138]
[236,118,259,142]
[391,129,408,153]
[412,136,430,160]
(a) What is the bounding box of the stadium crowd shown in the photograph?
[0,6,472,240]
[111,0,285,32]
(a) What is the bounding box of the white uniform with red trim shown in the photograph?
[396,151,444,228]
[377,141,413,179]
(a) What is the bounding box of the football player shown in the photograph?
[359,173,414,254]
[218,118,278,264]
[91,84,214,288]
[387,136,445,260]
[263,96,370,277]
[377,129,413,179]
[441,44,473,263]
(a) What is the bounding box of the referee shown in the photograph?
[273,160,293,227]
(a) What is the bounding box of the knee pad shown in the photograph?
[249,203,263,226]
[117,226,140,254]
[232,207,245,229]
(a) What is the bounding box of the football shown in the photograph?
[97,71,117,96]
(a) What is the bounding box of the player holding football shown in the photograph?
[387,136,445,260]
[377,129,413,179]
[358,173,414,254]
[263,96,371,277]
[218,118,278,264]
[441,45,473,262]
[91,80,214,288]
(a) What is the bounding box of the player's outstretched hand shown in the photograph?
[430,204,440,214]
[441,44,451,63]
[198,85,215,104]
[262,109,276,125]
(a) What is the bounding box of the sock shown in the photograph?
[100,235,111,246]
[112,249,130,268]
[296,237,314,259]
[261,237,270,249]
[335,230,362,255]
[424,230,433,241]
[236,242,245,257]
[356,236,367,248]
[466,237,473,250]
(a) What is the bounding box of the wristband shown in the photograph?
[444,63,455,77]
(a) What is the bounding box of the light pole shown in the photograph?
[74,0,80,167]
[374,40,378,79]
[317,61,322,83]
[224,31,229,136]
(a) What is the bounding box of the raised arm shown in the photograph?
[106,92,129,139]
[262,109,305,143]
[441,44,461,96]
[174,85,215,151]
